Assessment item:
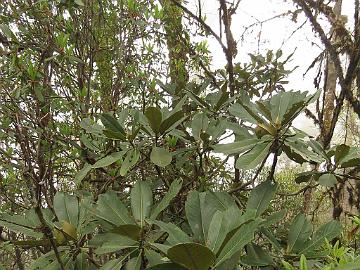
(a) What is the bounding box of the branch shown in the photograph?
[294,0,360,147]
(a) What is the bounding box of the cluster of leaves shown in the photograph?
[1,178,353,269]
[1,86,360,269]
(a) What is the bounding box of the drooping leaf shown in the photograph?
[95,191,134,227]
[294,171,320,184]
[246,180,277,217]
[191,113,209,140]
[95,236,138,254]
[100,113,126,135]
[152,220,191,245]
[144,249,163,267]
[99,255,129,270]
[287,214,312,253]
[120,149,140,176]
[229,103,263,125]
[0,209,42,238]
[54,192,79,227]
[215,219,261,267]
[103,129,126,140]
[125,254,142,270]
[167,243,215,270]
[298,220,341,254]
[159,110,185,134]
[111,224,142,240]
[74,163,92,185]
[150,147,172,167]
[261,210,286,228]
[318,173,338,188]
[207,211,227,253]
[145,107,163,134]
[131,181,153,227]
[212,138,260,155]
[338,146,360,168]
[92,151,123,169]
[185,191,206,242]
[236,141,272,170]
[207,206,253,255]
[241,243,272,266]
[334,144,350,165]
[205,191,237,212]
[284,140,324,163]
[150,179,182,220]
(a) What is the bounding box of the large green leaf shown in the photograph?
[261,210,286,228]
[111,224,141,240]
[159,110,185,134]
[95,236,138,254]
[185,191,206,242]
[29,250,71,270]
[207,208,256,255]
[99,255,129,270]
[95,191,134,227]
[131,181,153,227]
[246,180,277,217]
[120,149,140,176]
[150,147,172,167]
[200,192,238,240]
[152,220,191,245]
[284,140,324,164]
[145,249,163,267]
[92,151,124,169]
[74,163,92,185]
[229,103,263,125]
[205,191,237,212]
[100,113,126,135]
[298,220,341,254]
[334,144,350,165]
[0,209,43,238]
[318,173,337,188]
[150,179,182,220]
[167,243,215,270]
[215,219,261,267]
[287,214,312,253]
[338,146,360,168]
[125,254,142,270]
[236,140,272,170]
[207,211,227,253]
[212,138,260,155]
[145,107,163,134]
[54,192,79,227]
[191,113,209,139]
[241,243,272,266]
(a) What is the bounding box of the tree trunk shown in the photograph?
[160,0,189,106]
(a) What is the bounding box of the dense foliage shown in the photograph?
[0,0,359,269]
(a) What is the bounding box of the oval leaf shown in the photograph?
[167,243,215,270]
[150,147,172,167]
